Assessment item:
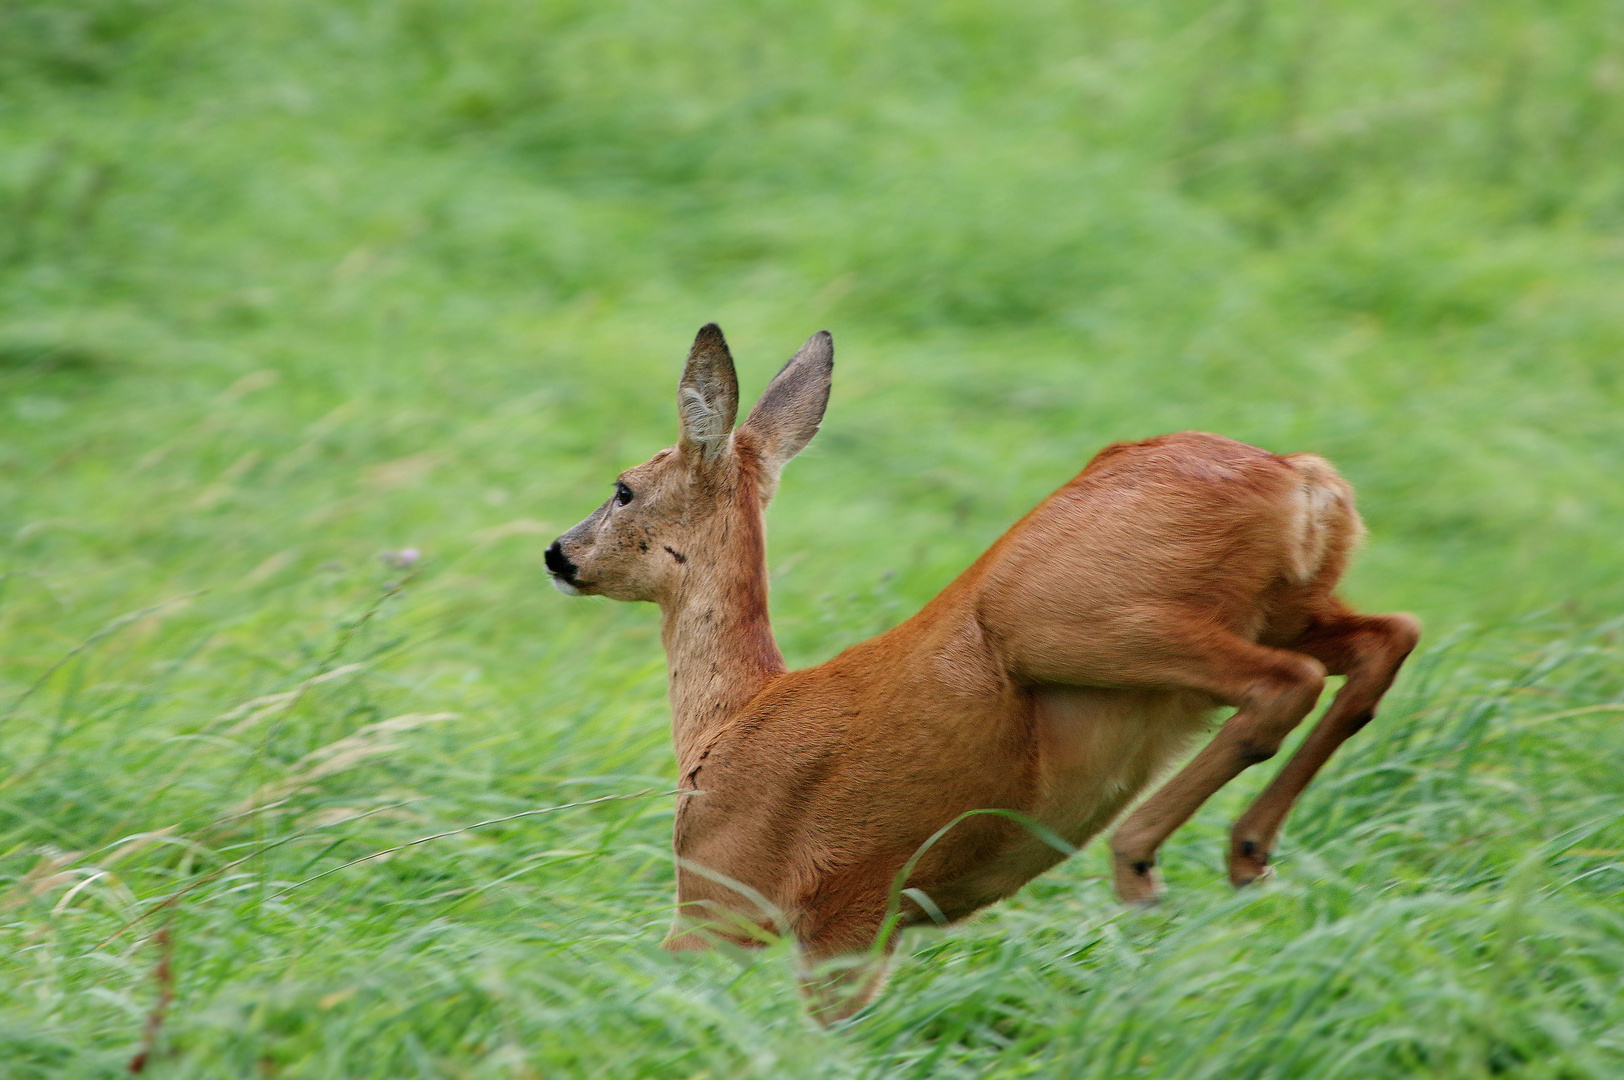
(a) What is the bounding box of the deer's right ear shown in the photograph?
[678,323,740,462]
[739,330,833,475]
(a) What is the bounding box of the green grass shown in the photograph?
[2,0,1623,1075]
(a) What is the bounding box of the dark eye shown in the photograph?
[614,481,634,506]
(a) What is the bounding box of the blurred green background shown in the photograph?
[3,1,1623,1076]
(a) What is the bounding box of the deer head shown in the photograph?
[545,324,834,606]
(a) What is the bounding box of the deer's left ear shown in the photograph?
[678,323,740,462]
[739,331,833,478]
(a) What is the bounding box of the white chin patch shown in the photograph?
[550,577,582,597]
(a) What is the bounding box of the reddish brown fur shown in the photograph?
[548,326,1420,1021]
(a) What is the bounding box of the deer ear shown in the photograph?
[740,330,833,475]
[678,323,739,461]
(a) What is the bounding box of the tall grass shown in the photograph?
[2,0,1623,1075]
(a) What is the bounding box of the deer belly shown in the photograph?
[934,686,1213,909]
[1031,685,1212,839]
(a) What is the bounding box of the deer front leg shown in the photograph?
[1108,635,1328,905]
[796,908,896,1025]
[1226,612,1421,887]
[663,850,790,952]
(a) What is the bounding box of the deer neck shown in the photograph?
[658,495,787,762]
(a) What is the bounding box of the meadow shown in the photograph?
[2,0,1623,1075]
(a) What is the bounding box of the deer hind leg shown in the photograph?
[1107,629,1329,905]
[1227,611,1421,887]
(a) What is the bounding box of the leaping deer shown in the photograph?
[546,325,1419,1020]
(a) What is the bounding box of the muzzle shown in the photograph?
[545,540,583,596]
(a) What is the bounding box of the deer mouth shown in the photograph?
[545,540,585,595]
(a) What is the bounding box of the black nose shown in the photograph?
[545,540,579,583]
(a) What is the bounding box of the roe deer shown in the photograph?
[546,325,1419,1020]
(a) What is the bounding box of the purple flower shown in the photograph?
[380,547,421,569]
